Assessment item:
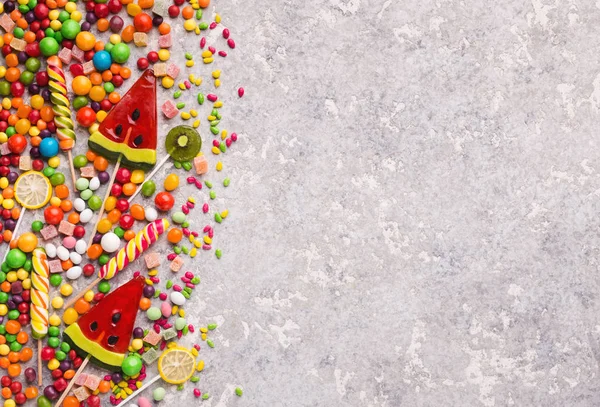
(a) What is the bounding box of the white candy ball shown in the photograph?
[73,198,86,212]
[79,209,93,224]
[69,252,82,265]
[66,266,82,280]
[170,291,186,306]
[101,232,120,253]
[89,177,100,191]
[75,240,87,255]
[145,207,158,222]
[44,243,57,258]
[56,246,69,261]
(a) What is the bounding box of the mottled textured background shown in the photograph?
[31,0,600,406]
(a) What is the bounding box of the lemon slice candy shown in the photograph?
[14,171,52,210]
[158,347,196,385]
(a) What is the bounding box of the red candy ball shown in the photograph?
[73,225,85,238]
[17,302,28,314]
[119,214,134,229]
[14,392,26,405]
[154,191,175,211]
[31,159,44,171]
[17,314,29,326]
[1,376,12,387]
[115,198,129,212]
[34,3,49,19]
[107,0,122,13]
[94,3,109,18]
[147,51,159,63]
[137,57,149,70]
[168,5,179,17]
[10,381,22,394]
[115,168,130,184]
[51,369,62,379]
[44,206,64,225]
[53,378,67,392]
[87,395,101,407]
[83,264,94,277]
[110,183,122,197]
[100,98,112,111]
[76,106,96,127]
[133,13,152,32]
[7,135,27,154]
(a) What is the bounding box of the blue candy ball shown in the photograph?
[92,50,112,71]
[39,138,59,158]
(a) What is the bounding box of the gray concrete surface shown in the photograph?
[36,0,600,406]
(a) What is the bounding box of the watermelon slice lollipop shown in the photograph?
[88,69,158,170]
[85,69,158,246]
[55,276,146,406]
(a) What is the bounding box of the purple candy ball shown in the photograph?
[109,15,123,32]
[98,171,110,184]
[143,285,155,298]
[7,171,18,183]
[4,219,15,231]
[81,21,92,31]
[43,385,59,400]
[133,327,144,338]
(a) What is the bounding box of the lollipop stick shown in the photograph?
[128,155,171,203]
[54,354,91,407]
[87,129,132,248]
[122,375,162,402]
[1,208,26,263]
[37,338,42,386]
[62,277,102,310]
[67,150,77,191]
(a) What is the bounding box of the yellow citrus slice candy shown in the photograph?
[157,347,196,385]
[14,171,52,210]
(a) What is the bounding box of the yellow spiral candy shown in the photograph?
[47,57,76,151]
[31,248,49,339]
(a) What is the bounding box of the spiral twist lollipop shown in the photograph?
[31,248,49,338]
[47,58,76,151]
[99,219,169,279]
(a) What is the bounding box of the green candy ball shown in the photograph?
[25,58,41,73]
[5,249,26,269]
[37,396,52,407]
[88,195,102,211]
[39,37,59,57]
[31,220,43,232]
[49,274,62,287]
[121,355,143,376]
[141,180,156,197]
[110,43,130,64]
[60,19,80,40]
[98,280,110,293]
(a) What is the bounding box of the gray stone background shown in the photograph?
[29,0,600,406]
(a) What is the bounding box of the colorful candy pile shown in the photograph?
[0,0,246,404]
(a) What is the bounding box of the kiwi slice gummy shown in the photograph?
[165,125,202,161]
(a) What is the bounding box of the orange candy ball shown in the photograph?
[167,228,183,244]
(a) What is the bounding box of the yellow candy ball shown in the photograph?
[30,95,44,110]
[51,297,64,309]
[158,49,170,61]
[131,338,143,350]
[1,199,13,210]
[62,308,78,325]
[0,305,7,316]
[0,99,9,110]
[0,178,7,189]
[60,284,73,297]
[0,134,6,144]
[49,20,62,31]
[64,2,76,12]
[89,85,106,102]
[161,76,174,89]
[105,196,117,211]
[29,126,40,137]
[48,9,60,20]
[21,279,30,290]
[126,3,141,16]
[0,68,5,80]
[14,119,30,135]
[49,197,61,208]
[70,10,82,22]
[88,122,99,134]
[0,344,10,356]
[48,156,60,168]
[6,272,17,283]
[183,19,196,31]
[23,278,31,290]
[47,358,60,370]
[84,290,95,302]
[96,110,107,123]
[130,170,145,184]
[163,174,179,191]
[49,314,61,326]
[97,218,112,234]
[16,268,28,280]
[4,399,16,407]
[109,34,121,44]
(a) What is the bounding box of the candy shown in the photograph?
[47,57,76,152]
[100,232,121,253]
[98,219,169,279]
[30,248,49,339]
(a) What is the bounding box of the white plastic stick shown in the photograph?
[128,155,171,203]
